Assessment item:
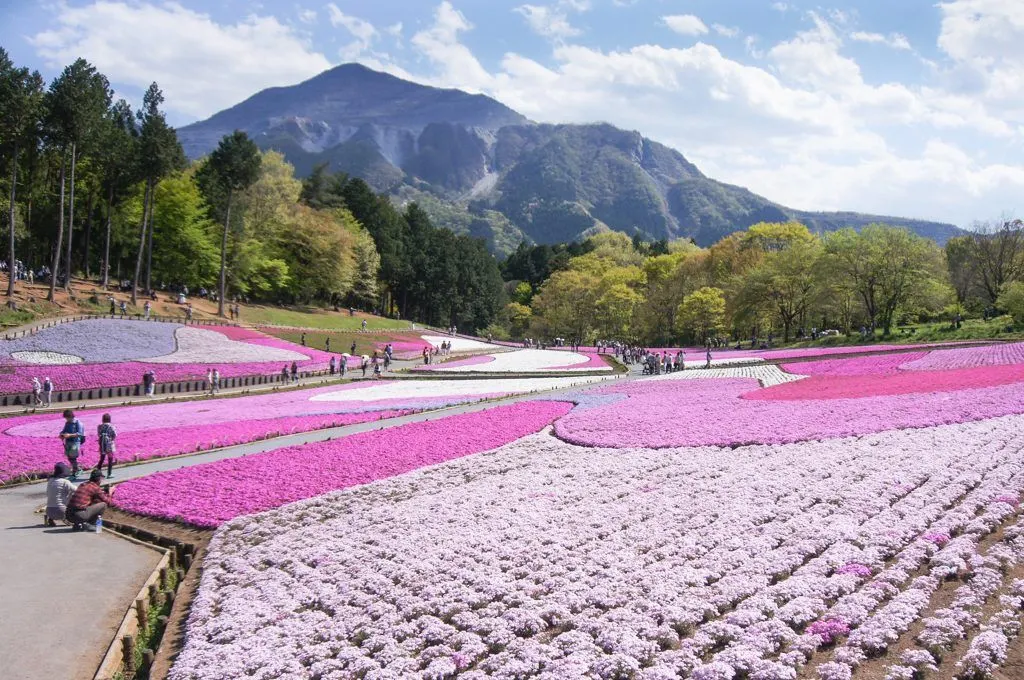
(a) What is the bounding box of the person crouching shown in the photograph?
[44,463,75,527]
[65,470,111,531]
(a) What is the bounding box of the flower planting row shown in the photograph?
[552,364,1024,448]
[0,377,606,482]
[417,349,614,373]
[113,401,574,527]
[166,413,1024,680]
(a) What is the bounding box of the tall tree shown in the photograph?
[203,130,262,316]
[131,83,183,304]
[44,59,111,298]
[100,99,137,289]
[972,220,1024,305]
[0,48,44,296]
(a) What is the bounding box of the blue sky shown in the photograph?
[2,0,1023,228]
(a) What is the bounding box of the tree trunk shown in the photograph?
[218,189,233,317]
[102,185,113,290]
[7,142,19,297]
[47,150,67,302]
[131,178,152,306]
[63,141,76,292]
[83,190,95,279]
[145,188,155,294]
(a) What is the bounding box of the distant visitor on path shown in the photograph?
[325,337,331,352]
[42,377,53,406]
[705,349,712,369]
[96,413,117,478]
[212,369,220,393]
[280,365,289,382]
[290,361,299,383]
[329,356,336,375]
[361,319,367,331]
[143,370,157,397]
[350,341,356,355]
[59,409,86,480]
[300,332,306,346]
[144,300,151,319]
[44,463,74,527]
[65,470,110,531]
[31,377,42,406]
[119,300,127,317]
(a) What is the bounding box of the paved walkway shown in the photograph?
[0,485,161,680]
[0,372,621,679]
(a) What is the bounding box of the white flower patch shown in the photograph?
[439,349,612,373]
[10,350,83,365]
[148,327,309,364]
[651,364,806,387]
[176,415,1024,680]
[309,376,613,402]
[421,334,498,351]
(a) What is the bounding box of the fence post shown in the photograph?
[122,635,136,677]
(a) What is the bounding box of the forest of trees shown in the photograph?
[499,220,1024,346]
[0,50,505,332]
[4,50,1023,342]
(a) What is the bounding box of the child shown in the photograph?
[96,414,117,478]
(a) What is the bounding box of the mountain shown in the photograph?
[177,64,964,254]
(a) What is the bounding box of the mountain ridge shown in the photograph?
[176,63,964,254]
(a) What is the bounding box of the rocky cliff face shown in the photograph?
[177,63,963,253]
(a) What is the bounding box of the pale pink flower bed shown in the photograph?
[113,400,573,527]
[756,363,1024,400]
[553,375,1024,448]
[414,354,496,370]
[782,352,928,376]
[547,352,609,370]
[901,342,1024,371]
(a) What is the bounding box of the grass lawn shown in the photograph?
[262,329,427,357]
[243,306,412,331]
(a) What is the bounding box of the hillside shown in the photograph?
[177,63,964,253]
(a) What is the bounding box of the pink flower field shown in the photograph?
[123,340,1024,680]
[113,400,573,527]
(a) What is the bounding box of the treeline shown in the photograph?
[0,50,505,331]
[496,221,1022,346]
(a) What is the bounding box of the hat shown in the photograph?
[53,462,69,477]
[89,470,103,482]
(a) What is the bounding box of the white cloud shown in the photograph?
[325,3,378,59]
[663,14,709,37]
[298,8,316,24]
[29,1,332,120]
[850,31,912,50]
[385,22,403,38]
[411,1,493,91]
[771,2,790,12]
[516,4,581,40]
[712,24,740,38]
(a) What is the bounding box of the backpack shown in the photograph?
[99,424,114,453]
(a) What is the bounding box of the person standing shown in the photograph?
[65,470,110,531]
[361,319,367,332]
[42,377,53,407]
[186,304,193,322]
[325,337,331,352]
[705,348,712,369]
[212,368,220,393]
[290,361,298,383]
[143,370,156,397]
[280,365,289,383]
[340,354,347,377]
[350,341,356,355]
[96,413,117,478]
[119,300,127,317]
[143,300,151,320]
[206,369,214,394]
[31,377,42,406]
[329,356,336,375]
[109,298,116,316]
[44,462,75,527]
[59,409,86,480]
[300,332,306,346]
